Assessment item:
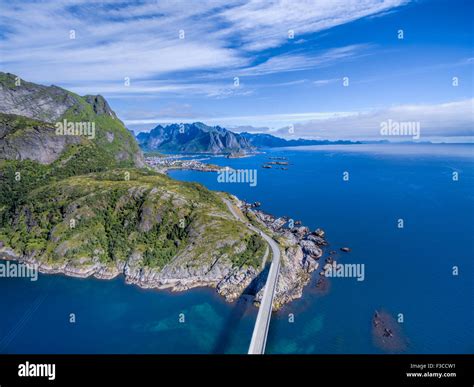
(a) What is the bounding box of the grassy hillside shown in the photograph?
[0,164,265,270]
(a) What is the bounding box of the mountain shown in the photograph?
[0,72,144,167]
[136,122,255,154]
[0,73,269,302]
[240,132,360,147]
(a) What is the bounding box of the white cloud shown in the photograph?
[0,0,409,92]
[235,44,371,77]
[65,79,252,99]
[127,99,474,143]
[313,78,340,86]
[220,0,409,51]
[125,110,359,127]
[274,99,474,141]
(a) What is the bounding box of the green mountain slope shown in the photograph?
[0,168,264,272]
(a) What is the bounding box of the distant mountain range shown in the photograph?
[136,123,359,154]
[136,122,254,154]
[240,132,360,148]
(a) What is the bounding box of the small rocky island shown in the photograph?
[262,158,290,170]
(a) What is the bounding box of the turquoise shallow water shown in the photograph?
[1,144,473,353]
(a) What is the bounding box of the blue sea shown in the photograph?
[1,144,473,354]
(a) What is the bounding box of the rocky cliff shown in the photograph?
[0,72,144,167]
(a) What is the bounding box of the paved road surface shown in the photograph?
[221,197,281,354]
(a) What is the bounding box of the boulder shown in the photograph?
[313,228,325,238]
[292,226,310,239]
[300,240,322,259]
[306,234,328,246]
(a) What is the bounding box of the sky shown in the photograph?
[0,0,472,141]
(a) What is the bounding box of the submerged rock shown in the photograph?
[372,310,409,353]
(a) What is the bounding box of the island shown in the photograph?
[0,72,328,310]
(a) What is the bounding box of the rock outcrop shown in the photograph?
[0,73,78,122]
[0,113,82,164]
[236,198,326,309]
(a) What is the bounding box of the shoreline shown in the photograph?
[144,151,265,174]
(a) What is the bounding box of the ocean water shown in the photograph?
[0,274,257,354]
[1,144,473,354]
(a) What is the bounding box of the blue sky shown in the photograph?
[0,0,472,141]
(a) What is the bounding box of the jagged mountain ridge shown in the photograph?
[137,122,255,154]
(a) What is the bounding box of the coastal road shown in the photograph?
[221,197,281,355]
